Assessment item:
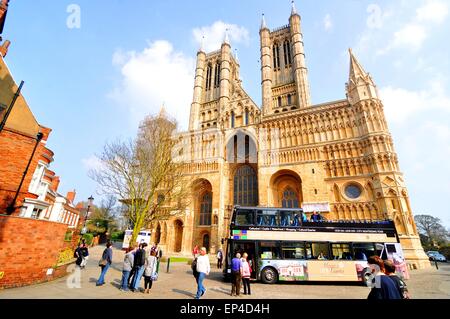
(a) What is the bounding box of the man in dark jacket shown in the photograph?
[130,242,147,292]
[96,242,113,286]
[74,243,83,267]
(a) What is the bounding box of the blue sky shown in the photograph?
[3,0,450,226]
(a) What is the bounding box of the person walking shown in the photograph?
[96,242,113,286]
[217,248,223,269]
[195,247,210,299]
[230,252,242,296]
[74,242,83,268]
[191,255,199,284]
[384,260,410,299]
[367,256,402,299]
[131,242,147,292]
[127,244,139,288]
[143,249,158,294]
[241,253,252,295]
[120,247,134,291]
[193,245,199,258]
[80,243,89,269]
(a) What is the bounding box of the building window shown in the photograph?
[283,40,292,66]
[200,192,212,225]
[29,163,46,194]
[278,96,282,107]
[287,94,292,105]
[214,62,221,88]
[157,194,165,205]
[281,187,299,208]
[206,64,212,91]
[245,135,250,163]
[273,43,280,69]
[245,110,249,125]
[231,111,235,128]
[233,165,258,206]
[31,207,43,219]
[345,184,362,199]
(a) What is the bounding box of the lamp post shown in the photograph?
[81,195,94,235]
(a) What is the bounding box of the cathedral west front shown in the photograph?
[150,4,430,269]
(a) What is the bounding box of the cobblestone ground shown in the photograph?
[1,243,449,299]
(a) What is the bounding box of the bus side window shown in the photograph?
[353,243,374,261]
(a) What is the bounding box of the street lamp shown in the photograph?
[81,195,94,234]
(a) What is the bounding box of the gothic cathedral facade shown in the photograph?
[151,6,429,269]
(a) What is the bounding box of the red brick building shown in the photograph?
[0,3,84,288]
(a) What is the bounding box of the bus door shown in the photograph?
[385,243,409,279]
[231,240,257,279]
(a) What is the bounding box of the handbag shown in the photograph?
[151,272,158,281]
[98,258,107,267]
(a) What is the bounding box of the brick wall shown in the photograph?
[0,214,69,289]
[0,128,43,213]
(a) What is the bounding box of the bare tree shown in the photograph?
[415,214,449,248]
[90,110,194,244]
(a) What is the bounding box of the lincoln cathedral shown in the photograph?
[151,4,429,269]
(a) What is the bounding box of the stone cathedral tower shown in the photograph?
[151,2,429,270]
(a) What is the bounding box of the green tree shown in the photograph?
[86,195,119,236]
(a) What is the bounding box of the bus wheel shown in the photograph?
[261,267,278,284]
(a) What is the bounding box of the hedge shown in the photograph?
[82,233,94,246]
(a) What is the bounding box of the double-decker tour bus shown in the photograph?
[223,206,409,284]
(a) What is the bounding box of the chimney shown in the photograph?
[50,176,60,192]
[0,39,9,57]
[66,190,76,204]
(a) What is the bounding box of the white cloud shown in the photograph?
[416,0,449,24]
[82,155,104,172]
[379,79,450,123]
[323,14,333,31]
[108,40,195,130]
[377,23,427,55]
[192,20,250,52]
[357,1,448,57]
[393,24,427,49]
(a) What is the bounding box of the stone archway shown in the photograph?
[154,223,161,245]
[269,170,303,207]
[202,233,210,252]
[192,178,213,226]
[161,222,167,245]
[174,219,183,253]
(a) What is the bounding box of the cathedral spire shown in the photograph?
[348,48,369,81]
[199,35,205,53]
[260,13,267,30]
[346,48,378,104]
[223,28,230,45]
[291,0,298,16]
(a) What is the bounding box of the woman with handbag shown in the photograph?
[143,249,158,293]
[96,242,113,286]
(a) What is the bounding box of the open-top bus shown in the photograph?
[223,206,409,284]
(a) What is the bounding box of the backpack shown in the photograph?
[191,258,198,274]
[398,278,411,299]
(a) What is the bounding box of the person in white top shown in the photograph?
[195,247,210,299]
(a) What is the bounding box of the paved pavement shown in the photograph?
[1,243,449,299]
